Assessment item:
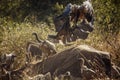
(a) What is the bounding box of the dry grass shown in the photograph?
[0,18,120,80]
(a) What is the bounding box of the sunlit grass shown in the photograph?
[0,20,120,68]
[0,21,57,68]
[0,17,120,79]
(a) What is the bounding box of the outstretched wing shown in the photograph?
[53,16,65,32]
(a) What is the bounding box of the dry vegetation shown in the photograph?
[0,22,119,79]
[0,0,120,80]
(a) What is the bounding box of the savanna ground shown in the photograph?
[0,0,120,79]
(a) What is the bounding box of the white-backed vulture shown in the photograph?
[24,72,52,80]
[0,52,16,70]
[26,41,42,62]
[25,45,112,79]
[32,33,57,56]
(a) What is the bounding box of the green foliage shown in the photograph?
[93,0,120,36]
[0,0,27,21]
[52,2,64,15]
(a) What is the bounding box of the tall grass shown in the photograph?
[0,20,56,68]
[0,16,119,70]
